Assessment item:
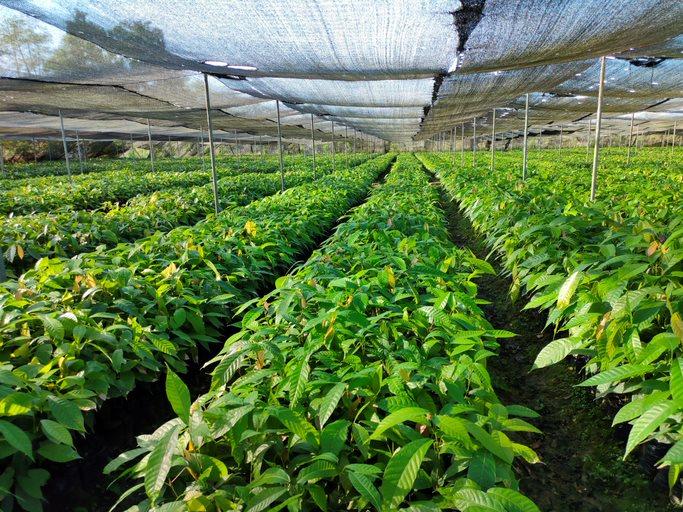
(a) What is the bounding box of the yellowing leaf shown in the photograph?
[672,313,683,343]
[646,240,660,257]
[385,266,396,289]
[160,262,177,279]
[557,271,582,310]
[16,245,24,260]
[244,220,257,237]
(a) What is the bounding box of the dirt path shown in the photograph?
[433,179,673,512]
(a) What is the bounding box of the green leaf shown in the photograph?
[48,397,85,432]
[0,392,33,416]
[245,487,287,512]
[532,338,581,369]
[450,489,507,512]
[0,420,33,459]
[103,447,149,474]
[379,438,432,510]
[40,315,64,341]
[369,407,429,441]
[40,419,73,446]
[467,451,496,489]
[670,358,683,407]
[268,406,319,447]
[624,400,677,458]
[348,470,382,511]
[290,354,311,407]
[37,441,80,462]
[556,271,582,310]
[308,484,328,511]
[658,440,683,467]
[464,422,513,464]
[165,368,191,424]
[317,383,346,428]
[487,488,541,512]
[579,364,651,387]
[144,425,180,504]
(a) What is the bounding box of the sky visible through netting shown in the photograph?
[0,1,681,146]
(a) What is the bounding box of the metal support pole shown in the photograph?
[275,99,285,191]
[203,73,220,213]
[310,114,316,179]
[627,113,634,165]
[472,117,477,166]
[590,56,607,202]
[490,109,496,172]
[259,135,264,160]
[147,118,155,171]
[345,125,349,169]
[75,130,84,173]
[451,127,456,165]
[522,93,529,181]
[458,122,464,166]
[58,110,73,182]
[671,121,677,162]
[200,127,206,171]
[331,122,336,172]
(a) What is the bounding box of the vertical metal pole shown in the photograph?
[522,93,529,181]
[75,130,84,173]
[259,135,264,160]
[627,113,634,165]
[590,56,607,202]
[310,114,316,178]
[460,122,465,166]
[451,127,456,165]
[345,125,349,169]
[671,121,677,161]
[147,118,155,171]
[275,100,285,191]
[58,110,73,182]
[472,117,477,166]
[199,127,206,171]
[490,109,496,172]
[203,73,220,213]
[331,122,336,172]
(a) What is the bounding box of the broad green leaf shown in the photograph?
[450,488,507,512]
[268,406,319,447]
[532,338,581,369]
[40,419,73,446]
[103,447,149,474]
[37,441,80,462]
[0,392,33,417]
[464,422,513,464]
[380,438,432,510]
[487,488,541,512]
[290,354,311,407]
[671,358,683,407]
[624,400,677,458]
[165,368,191,424]
[245,487,287,512]
[579,364,651,387]
[0,420,33,459]
[40,315,64,341]
[48,397,85,432]
[556,271,582,309]
[348,470,382,511]
[144,425,180,503]
[658,440,683,467]
[467,451,495,489]
[369,407,429,441]
[317,383,346,428]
